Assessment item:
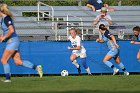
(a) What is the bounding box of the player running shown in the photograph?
[130,26,140,62]
[68,28,92,75]
[0,4,43,82]
[96,24,129,75]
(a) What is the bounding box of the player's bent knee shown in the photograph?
[103,56,111,62]
[137,57,140,60]
[14,61,22,66]
[70,55,77,62]
[103,59,107,62]
[15,62,22,66]
[70,56,73,61]
[70,57,75,62]
[1,58,7,64]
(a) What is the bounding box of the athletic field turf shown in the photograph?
[0,75,140,93]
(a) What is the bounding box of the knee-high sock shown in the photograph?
[104,61,116,70]
[85,67,91,75]
[81,58,91,74]
[22,60,37,70]
[118,62,126,71]
[72,60,79,68]
[81,58,88,69]
[3,63,11,80]
[138,60,140,63]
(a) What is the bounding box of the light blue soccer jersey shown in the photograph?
[1,16,17,39]
[102,30,119,58]
[102,30,117,50]
[1,16,19,50]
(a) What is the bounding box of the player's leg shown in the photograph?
[12,51,43,78]
[103,52,119,75]
[86,4,96,11]
[80,53,91,75]
[1,50,16,82]
[114,56,129,75]
[70,54,81,74]
[137,50,140,63]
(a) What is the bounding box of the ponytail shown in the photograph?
[0,4,14,19]
[99,24,108,31]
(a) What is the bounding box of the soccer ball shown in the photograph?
[61,70,69,76]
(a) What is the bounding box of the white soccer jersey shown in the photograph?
[69,35,86,54]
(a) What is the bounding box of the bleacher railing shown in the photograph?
[66,15,84,40]
[37,1,54,28]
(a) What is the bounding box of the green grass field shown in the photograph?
[0,75,140,93]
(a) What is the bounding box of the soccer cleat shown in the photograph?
[37,65,43,78]
[88,73,93,76]
[113,68,119,75]
[124,72,129,76]
[77,65,81,74]
[2,80,11,83]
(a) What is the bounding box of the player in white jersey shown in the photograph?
[130,26,140,63]
[68,28,91,75]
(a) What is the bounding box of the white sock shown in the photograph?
[72,60,79,68]
[86,67,91,74]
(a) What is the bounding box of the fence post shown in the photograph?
[37,1,40,22]
[78,0,82,6]
[118,0,122,6]
[66,15,69,40]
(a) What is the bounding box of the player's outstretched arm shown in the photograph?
[130,41,140,44]
[110,35,119,48]
[96,38,104,43]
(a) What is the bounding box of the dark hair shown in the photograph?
[133,26,140,32]
[99,24,108,30]
[69,28,81,35]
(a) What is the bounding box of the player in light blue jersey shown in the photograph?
[96,24,129,75]
[0,4,43,82]
[68,28,91,75]
[130,26,140,63]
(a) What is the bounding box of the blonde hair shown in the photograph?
[69,28,82,35]
[0,4,14,19]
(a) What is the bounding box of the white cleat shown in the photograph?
[113,68,119,75]
[124,72,129,76]
[2,80,11,83]
[37,65,43,78]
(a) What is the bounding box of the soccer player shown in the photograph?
[96,24,129,75]
[68,28,91,75]
[86,0,114,12]
[130,26,140,62]
[0,4,43,82]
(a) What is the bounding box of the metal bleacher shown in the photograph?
[0,3,140,41]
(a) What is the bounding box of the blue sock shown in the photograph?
[104,61,115,69]
[3,64,11,80]
[118,63,126,71]
[22,60,36,70]
[81,58,88,69]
